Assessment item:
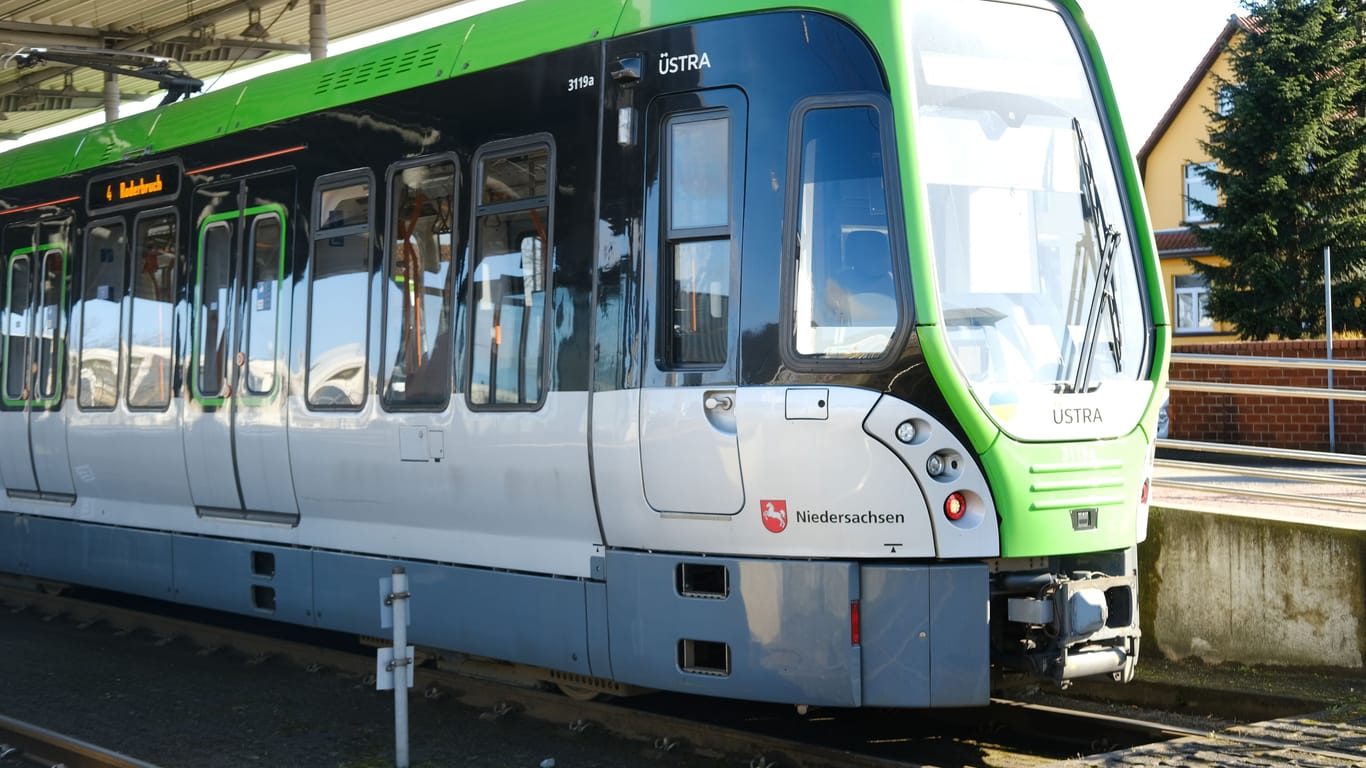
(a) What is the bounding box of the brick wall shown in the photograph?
[1170,339,1366,452]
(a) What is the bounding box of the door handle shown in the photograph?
[704,394,733,412]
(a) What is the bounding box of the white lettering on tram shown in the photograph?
[657,51,712,75]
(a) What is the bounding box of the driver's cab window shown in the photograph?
[791,102,901,360]
[661,111,732,369]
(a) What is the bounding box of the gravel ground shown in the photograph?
[0,603,732,768]
[6,597,1365,768]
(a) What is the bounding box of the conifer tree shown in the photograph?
[1191,0,1366,340]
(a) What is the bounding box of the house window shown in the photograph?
[1184,162,1217,223]
[1216,85,1234,116]
[1174,273,1212,332]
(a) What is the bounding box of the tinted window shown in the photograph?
[384,160,456,409]
[4,254,30,401]
[307,176,372,408]
[129,213,178,409]
[663,112,732,368]
[791,105,899,359]
[79,221,126,409]
[245,214,282,396]
[34,248,65,402]
[195,223,231,398]
[670,117,730,229]
[469,146,550,408]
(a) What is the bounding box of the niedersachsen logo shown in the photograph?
[795,509,906,525]
[761,499,904,533]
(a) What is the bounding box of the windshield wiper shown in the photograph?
[1070,117,1123,394]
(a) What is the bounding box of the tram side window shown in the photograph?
[129,213,177,408]
[3,253,31,403]
[245,214,282,396]
[195,223,232,398]
[78,221,127,409]
[307,175,372,409]
[791,104,900,360]
[662,112,732,368]
[383,159,457,409]
[34,247,66,403]
[469,144,551,409]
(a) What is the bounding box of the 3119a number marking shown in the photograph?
[568,74,595,92]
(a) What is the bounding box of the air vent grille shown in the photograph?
[314,43,446,96]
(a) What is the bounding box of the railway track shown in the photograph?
[0,713,161,768]
[0,584,1332,768]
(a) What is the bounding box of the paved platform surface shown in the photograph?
[1100,457,1366,766]
[1057,715,1366,766]
[1153,450,1366,528]
[1154,466,1366,529]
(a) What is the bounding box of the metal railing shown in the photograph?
[1155,352,1366,512]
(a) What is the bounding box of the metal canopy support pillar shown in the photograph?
[310,0,328,60]
[102,72,118,122]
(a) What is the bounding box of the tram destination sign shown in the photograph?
[87,162,181,212]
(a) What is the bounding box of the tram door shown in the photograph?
[182,173,299,523]
[638,89,748,515]
[0,218,76,501]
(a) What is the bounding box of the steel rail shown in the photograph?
[0,712,163,768]
[6,585,1348,767]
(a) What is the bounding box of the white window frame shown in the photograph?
[1174,273,1213,333]
[1184,162,1218,223]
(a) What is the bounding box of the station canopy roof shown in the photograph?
[0,0,477,143]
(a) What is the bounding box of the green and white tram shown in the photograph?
[0,0,1168,707]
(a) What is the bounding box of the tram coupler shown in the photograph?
[994,566,1141,686]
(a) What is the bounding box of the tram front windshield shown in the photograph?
[910,1,1147,427]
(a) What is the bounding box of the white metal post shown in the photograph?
[1325,245,1335,452]
[389,567,410,768]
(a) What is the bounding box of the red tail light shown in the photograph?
[944,492,967,521]
[850,600,861,646]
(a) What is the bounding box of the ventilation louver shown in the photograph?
[313,43,445,96]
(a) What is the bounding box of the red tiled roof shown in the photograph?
[1153,228,1212,255]
[1136,15,1259,176]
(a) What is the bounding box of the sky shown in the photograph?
[1080,0,1248,145]
[4,0,1248,154]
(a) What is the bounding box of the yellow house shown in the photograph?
[1137,16,1256,344]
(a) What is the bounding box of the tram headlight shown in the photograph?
[926,454,944,477]
[895,420,917,444]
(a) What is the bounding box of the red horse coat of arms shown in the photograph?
[760,499,788,533]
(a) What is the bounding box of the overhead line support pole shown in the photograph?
[310,0,328,61]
